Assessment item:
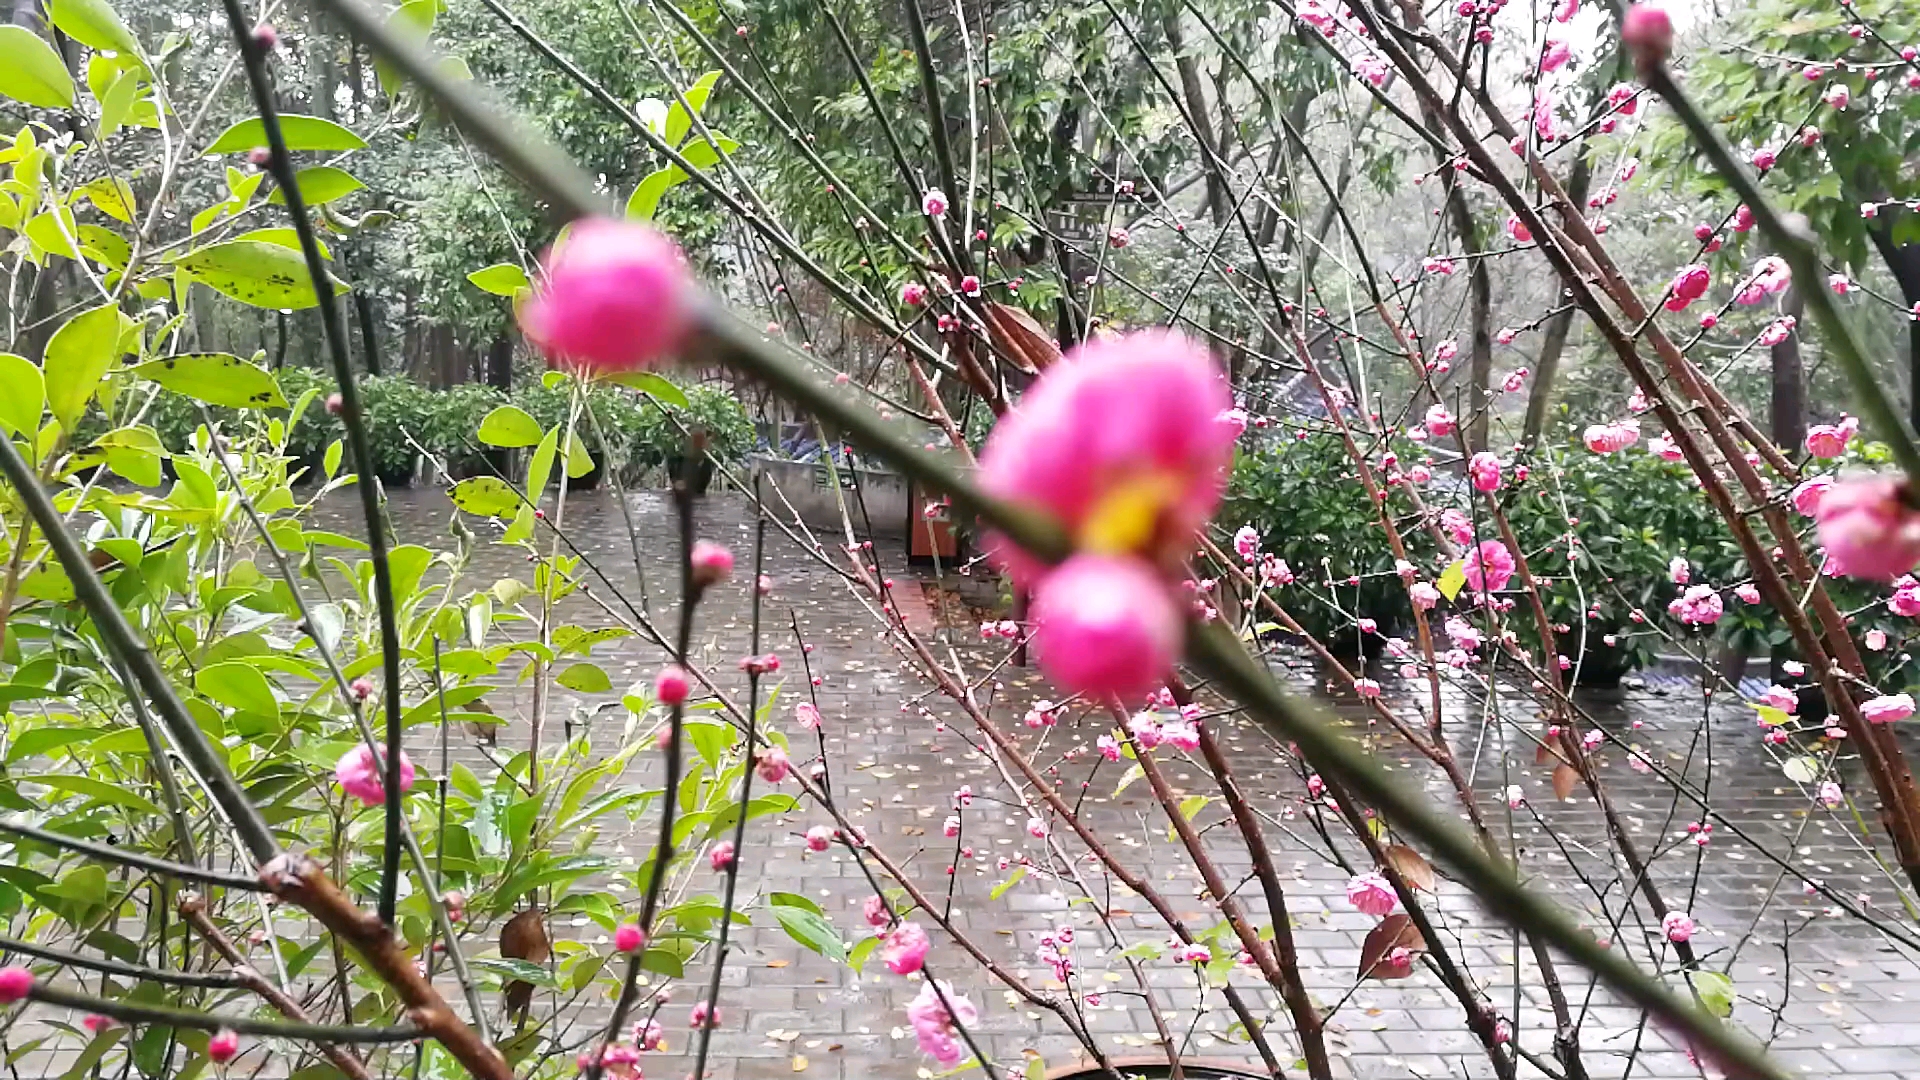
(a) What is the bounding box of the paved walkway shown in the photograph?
[16,488,1918,1080]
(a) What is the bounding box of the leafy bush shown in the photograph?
[1224,432,1433,644]
[359,374,436,482]
[1508,438,1741,673]
[418,381,509,475]
[629,383,755,474]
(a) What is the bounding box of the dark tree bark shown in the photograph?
[355,292,383,375]
[1522,150,1594,444]
[1867,223,1920,434]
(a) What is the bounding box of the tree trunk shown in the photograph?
[486,334,513,391]
[355,292,383,375]
[1522,151,1595,444]
[1867,226,1920,434]
[1769,284,1807,683]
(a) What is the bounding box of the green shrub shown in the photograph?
[630,383,756,474]
[359,374,435,482]
[419,382,509,474]
[1224,432,1432,643]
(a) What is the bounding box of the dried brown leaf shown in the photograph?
[1359,913,1425,981]
[983,303,1061,374]
[1552,763,1582,801]
[1384,844,1436,892]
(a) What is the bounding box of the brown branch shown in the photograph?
[261,855,509,1080]
[178,893,372,1080]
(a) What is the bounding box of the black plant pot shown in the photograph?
[667,454,714,495]
[566,450,607,492]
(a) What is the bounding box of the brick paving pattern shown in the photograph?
[12,488,1920,1079]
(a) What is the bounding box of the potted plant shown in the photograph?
[631,384,755,495]
[359,374,432,486]
[1224,431,1429,662]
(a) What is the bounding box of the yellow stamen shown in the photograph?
[1079,475,1177,555]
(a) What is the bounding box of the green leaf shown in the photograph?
[205,115,366,154]
[679,135,739,171]
[556,662,611,693]
[766,891,822,915]
[625,167,682,222]
[176,240,348,310]
[1753,704,1790,727]
[0,26,76,109]
[266,165,365,207]
[664,71,722,146]
[1436,559,1467,602]
[130,354,286,409]
[603,371,687,406]
[1115,940,1165,961]
[562,431,594,478]
[477,405,541,448]
[44,304,126,431]
[449,476,519,518]
[1687,971,1736,1019]
[771,903,845,962]
[990,866,1026,900]
[0,353,45,437]
[1782,756,1819,784]
[23,775,163,817]
[467,263,530,297]
[1112,763,1144,796]
[48,0,138,55]
[24,208,80,259]
[473,957,557,989]
[525,427,558,495]
[77,177,135,223]
[195,661,278,716]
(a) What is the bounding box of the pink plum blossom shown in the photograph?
[614,924,646,953]
[1463,540,1515,593]
[1583,422,1639,453]
[335,744,415,807]
[208,1029,241,1064]
[1664,264,1710,311]
[922,188,948,217]
[1793,476,1834,515]
[1541,38,1572,73]
[1468,452,1502,492]
[1424,404,1456,438]
[1735,583,1761,604]
[1667,585,1724,626]
[906,980,978,1065]
[883,921,931,974]
[1346,871,1398,916]
[805,825,833,851]
[1662,911,1695,943]
[1862,693,1915,724]
[1805,417,1858,459]
[519,218,690,374]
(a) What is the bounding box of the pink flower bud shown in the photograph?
[805,825,833,851]
[247,146,272,167]
[252,23,279,50]
[1621,5,1672,71]
[883,921,931,974]
[709,840,736,871]
[899,282,928,307]
[0,966,31,1003]
[519,219,690,375]
[614,923,646,953]
[654,665,691,705]
[1029,554,1181,701]
[350,677,374,702]
[208,1029,241,1064]
[1661,911,1694,943]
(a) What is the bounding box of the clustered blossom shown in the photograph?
[1667,585,1724,626]
[906,980,978,1065]
[978,331,1233,699]
[1862,693,1916,725]
[1468,452,1502,493]
[1734,256,1791,305]
[1662,911,1695,944]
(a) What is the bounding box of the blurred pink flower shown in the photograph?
[1031,554,1182,700]
[906,980,978,1065]
[1805,417,1858,459]
[1862,693,1915,724]
[519,218,690,374]
[335,744,415,807]
[1815,475,1920,579]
